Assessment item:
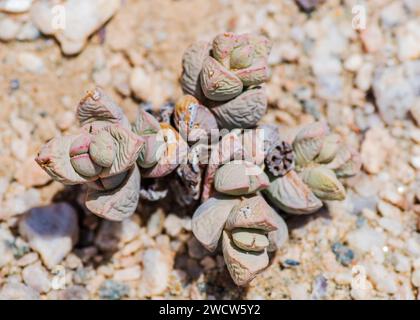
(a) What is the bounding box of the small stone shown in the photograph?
[0,0,33,13]
[98,280,129,300]
[22,262,51,293]
[58,285,89,300]
[344,54,363,72]
[138,248,173,297]
[11,138,28,161]
[365,263,398,294]
[0,16,20,40]
[412,269,420,287]
[331,242,354,266]
[16,252,39,267]
[379,217,403,236]
[17,52,45,74]
[295,0,325,12]
[19,203,79,269]
[15,158,51,188]
[0,282,40,300]
[377,201,401,219]
[130,67,152,102]
[355,63,374,91]
[392,253,411,273]
[146,209,165,237]
[0,237,14,268]
[397,21,420,61]
[120,218,140,244]
[113,266,141,282]
[410,156,420,169]
[361,127,393,174]
[56,111,75,131]
[346,226,385,253]
[94,220,121,252]
[288,283,309,300]
[360,23,383,53]
[163,214,185,237]
[311,275,328,300]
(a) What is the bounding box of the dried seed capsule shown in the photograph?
[200,56,243,102]
[231,228,269,252]
[300,166,345,201]
[263,171,322,214]
[265,141,294,177]
[214,161,269,196]
[222,231,269,286]
[89,130,116,168]
[314,134,341,164]
[230,45,254,70]
[69,133,102,177]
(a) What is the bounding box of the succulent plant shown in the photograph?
[192,192,288,286]
[181,32,271,129]
[36,88,144,221]
[33,33,362,288]
[263,121,361,214]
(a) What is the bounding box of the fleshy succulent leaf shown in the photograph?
[181,41,211,99]
[327,146,361,178]
[231,228,269,252]
[314,133,341,164]
[89,130,116,168]
[99,125,144,178]
[200,56,243,102]
[225,195,278,232]
[214,160,269,195]
[263,171,322,214]
[233,59,269,87]
[300,166,346,201]
[35,135,98,185]
[210,86,267,129]
[292,121,329,167]
[191,195,240,252]
[76,87,130,129]
[222,231,269,286]
[85,165,140,221]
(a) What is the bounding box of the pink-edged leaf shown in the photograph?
[35,135,98,185]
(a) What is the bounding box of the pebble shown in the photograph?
[331,242,354,266]
[379,217,403,236]
[164,214,185,237]
[373,62,419,124]
[0,16,20,41]
[392,253,411,273]
[4,188,41,217]
[343,54,363,72]
[17,52,45,74]
[146,209,165,237]
[410,156,420,169]
[98,280,130,300]
[377,201,401,219]
[361,127,392,174]
[0,0,33,13]
[288,283,309,300]
[22,262,51,293]
[346,226,385,253]
[113,266,141,282]
[55,111,75,131]
[58,285,89,300]
[138,248,172,297]
[397,21,420,61]
[129,67,153,102]
[412,269,420,287]
[11,138,28,161]
[30,0,121,55]
[15,157,51,188]
[94,220,121,252]
[355,63,374,92]
[0,237,13,268]
[0,282,40,300]
[16,252,38,267]
[120,218,141,244]
[19,203,79,269]
[199,256,216,271]
[365,263,398,294]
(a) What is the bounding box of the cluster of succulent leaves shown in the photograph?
[35,32,361,287]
